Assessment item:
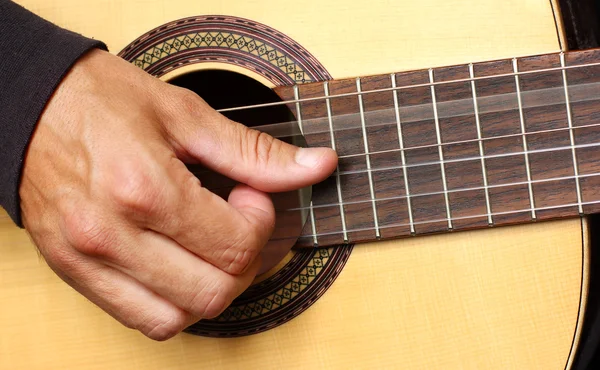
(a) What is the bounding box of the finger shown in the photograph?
[43,249,197,341]
[109,229,262,319]
[55,199,260,327]
[61,206,262,317]
[102,154,274,275]
[176,180,276,275]
[226,183,276,241]
[172,182,274,276]
[163,88,338,192]
[158,160,275,275]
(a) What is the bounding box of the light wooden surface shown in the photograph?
[2,0,586,369]
[17,0,560,78]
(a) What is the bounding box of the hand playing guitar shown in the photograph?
[19,49,337,340]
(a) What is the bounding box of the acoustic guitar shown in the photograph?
[2,0,599,368]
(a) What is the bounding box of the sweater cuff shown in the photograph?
[0,0,107,226]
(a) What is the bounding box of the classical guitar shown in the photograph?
[3,0,600,368]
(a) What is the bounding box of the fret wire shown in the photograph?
[293,85,304,135]
[337,141,600,177]
[194,140,600,182]
[429,69,453,230]
[340,119,600,161]
[308,200,318,246]
[200,171,600,214]
[356,78,381,238]
[294,85,318,246]
[247,82,600,150]
[285,170,600,213]
[193,81,600,182]
[217,60,600,114]
[513,58,537,220]
[324,81,349,242]
[288,199,600,241]
[561,52,584,215]
[247,81,600,147]
[194,140,600,195]
[469,63,493,225]
[197,169,600,215]
[203,171,600,213]
[391,73,416,234]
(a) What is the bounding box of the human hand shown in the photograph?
[19,49,337,340]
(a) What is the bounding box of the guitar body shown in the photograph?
[0,0,591,368]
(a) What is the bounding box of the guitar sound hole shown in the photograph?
[168,69,294,127]
[168,69,310,275]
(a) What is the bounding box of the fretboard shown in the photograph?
[270,49,600,248]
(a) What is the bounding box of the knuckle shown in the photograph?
[62,209,114,258]
[140,311,188,341]
[222,219,273,275]
[189,281,229,319]
[224,244,256,275]
[107,160,166,215]
[44,245,81,274]
[218,225,265,275]
[242,129,280,168]
[177,89,204,117]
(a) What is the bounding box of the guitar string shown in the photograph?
[337,141,600,177]
[196,171,600,213]
[269,199,600,242]
[216,57,600,113]
[191,140,600,181]
[191,79,600,178]
[339,121,600,160]
[192,109,600,211]
[191,55,600,224]
[244,80,600,140]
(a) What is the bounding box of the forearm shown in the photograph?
[0,0,106,226]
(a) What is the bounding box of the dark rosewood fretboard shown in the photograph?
[267,48,600,248]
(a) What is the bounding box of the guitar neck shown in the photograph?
[268,49,600,247]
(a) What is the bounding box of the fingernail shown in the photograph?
[295,148,324,168]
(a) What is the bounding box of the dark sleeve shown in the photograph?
[0,0,107,226]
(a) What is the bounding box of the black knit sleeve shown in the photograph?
[0,0,107,226]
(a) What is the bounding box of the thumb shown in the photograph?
[168,91,338,192]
